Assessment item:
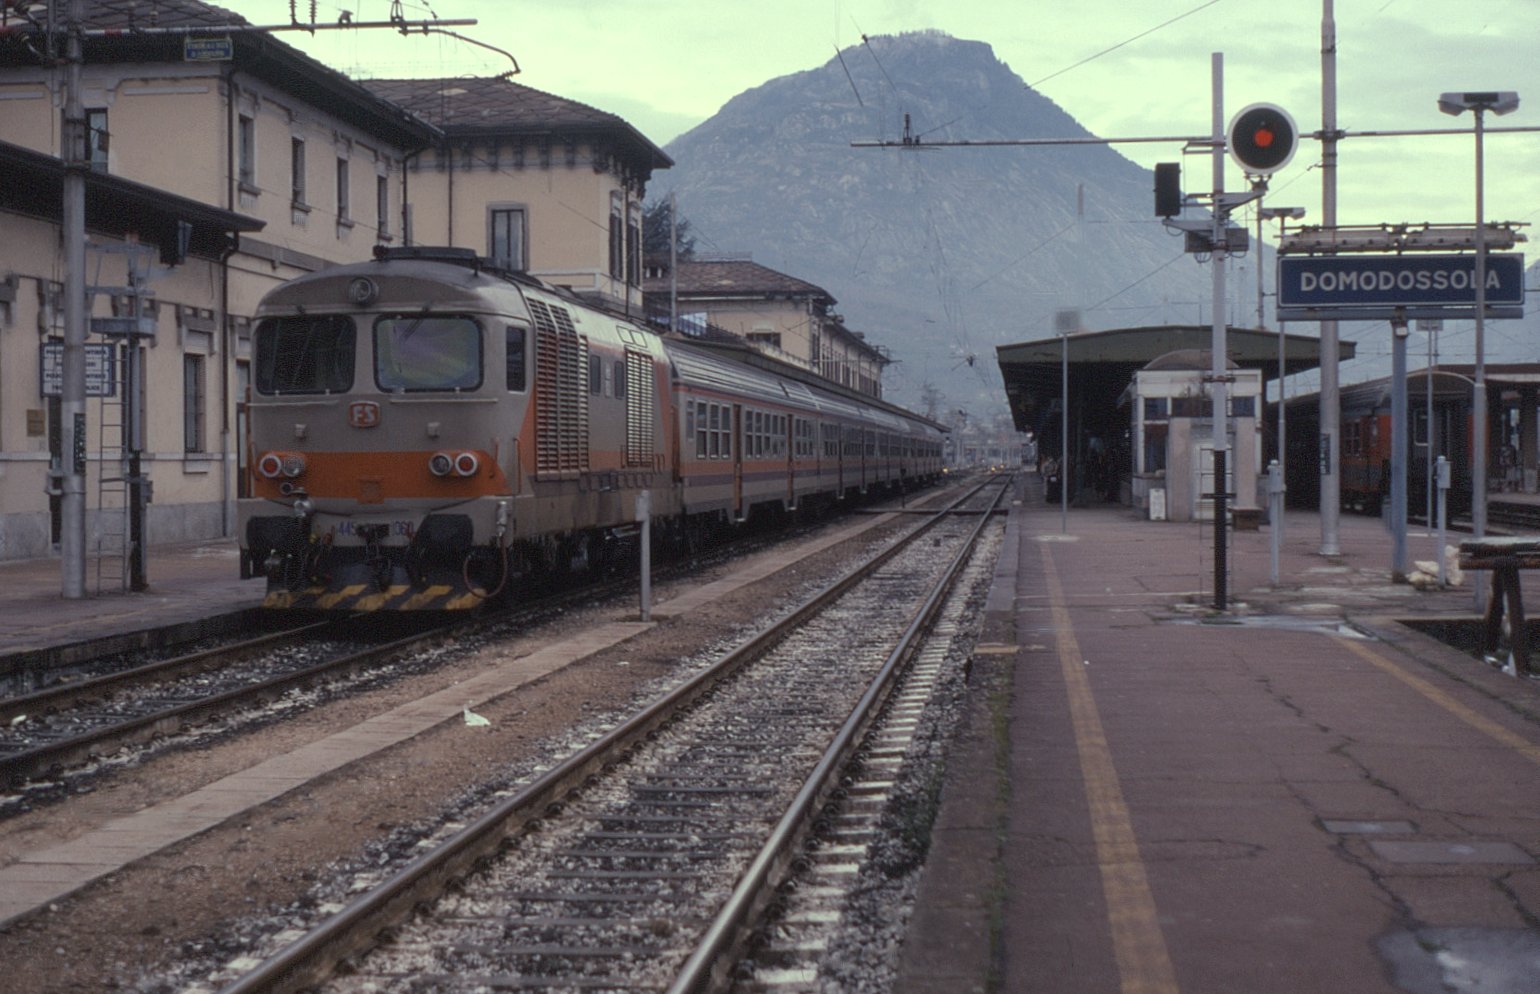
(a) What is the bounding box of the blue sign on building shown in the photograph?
[1277,252,1525,321]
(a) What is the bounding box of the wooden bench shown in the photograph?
[1457,537,1540,677]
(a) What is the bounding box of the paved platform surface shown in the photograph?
[0,539,262,658]
[894,488,1540,994]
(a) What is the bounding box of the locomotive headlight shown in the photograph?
[281,453,307,478]
[428,451,455,477]
[347,277,379,306]
[453,452,481,477]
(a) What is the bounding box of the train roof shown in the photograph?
[1284,369,1476,411]
[665,338,942,437]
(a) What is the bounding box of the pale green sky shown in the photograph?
[217,0,1540,233]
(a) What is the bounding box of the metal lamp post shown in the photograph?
[1257,205,1305,555]
[1438,90,1519,559]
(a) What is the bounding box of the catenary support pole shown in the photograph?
[1319,0,1342,557]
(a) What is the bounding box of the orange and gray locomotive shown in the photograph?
[239,247,944,610]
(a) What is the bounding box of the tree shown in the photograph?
[643,198,696,261]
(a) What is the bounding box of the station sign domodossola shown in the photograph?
[1276,252,1525,322]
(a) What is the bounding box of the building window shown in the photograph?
[376,174,390,237]
[184,354,207,453]
[238,114,256,189]
[626,204,641,286]
[85,107,108,172]
[290,137,306,206]
[335,157,350,223]
[608,193,623,280]
[489,206,526,270]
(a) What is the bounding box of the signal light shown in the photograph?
[1154,162,1182,217]
[1227,103,1298,177]
[453,452,480,477]
[428,452,455,477]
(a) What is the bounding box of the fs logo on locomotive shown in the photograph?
[349,401,381,428]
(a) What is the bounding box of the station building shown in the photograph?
[996,325,1353,522]
[642,258,890,400]
[0,2,669,564]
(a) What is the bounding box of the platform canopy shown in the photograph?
[995,324,1355,434]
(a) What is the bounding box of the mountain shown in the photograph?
[648,31,1221,420]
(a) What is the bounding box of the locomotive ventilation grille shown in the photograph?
[529,298,590,475]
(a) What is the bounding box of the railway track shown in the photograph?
[0,487,962,801]
[186,477,1007,994]
[0,615,445,791]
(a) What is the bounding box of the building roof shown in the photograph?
[363,76,672,175]
[644,260,836,305]
[0,1,438,148]
[995,324,1357,435]
[0,139,264,261]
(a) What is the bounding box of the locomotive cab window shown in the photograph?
[254,315,356,394]
[374,315,482,392]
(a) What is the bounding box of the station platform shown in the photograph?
[0,539,262,661]
[894,486,1540,994]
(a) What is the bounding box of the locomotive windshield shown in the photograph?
[374,314,483,392]
[253,315,355,394]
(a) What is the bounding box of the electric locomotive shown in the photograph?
[239,246,944,610]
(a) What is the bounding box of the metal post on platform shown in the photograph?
[637,489,652,622]
[1269,460,1284,586]
[1390,316,1409,581]
[1436,456,1450,588]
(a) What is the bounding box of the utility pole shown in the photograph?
[1209,53,1230,610]
[1319,0,1342,556]
[60,0,87,599]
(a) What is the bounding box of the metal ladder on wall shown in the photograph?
[93,363,130,594]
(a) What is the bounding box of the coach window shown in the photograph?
[254,315,355,394]
[374,315,481,392]
[708,404,721,457]
[506,326,527,391]
[695,401,708,458]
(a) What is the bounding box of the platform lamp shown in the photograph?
[1438,90,1519,554]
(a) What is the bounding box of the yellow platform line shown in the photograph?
[1043,546,1181,994]
[1336,637,1540,767]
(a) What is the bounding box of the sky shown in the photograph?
[215,0,1540,237]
